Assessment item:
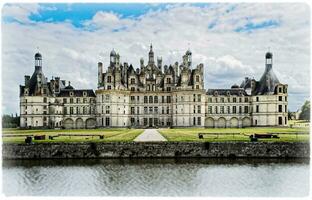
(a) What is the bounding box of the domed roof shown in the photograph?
[110,49,116,56]
[265,52,272,59]
[231,84,240,89]
[35,52,42,59]
[64,82,74,90]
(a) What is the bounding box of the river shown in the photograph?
[2,158,309,197]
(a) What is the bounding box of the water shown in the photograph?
[2,158,310,197]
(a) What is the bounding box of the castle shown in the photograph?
[19,44,288,129]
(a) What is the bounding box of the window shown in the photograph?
[208,106,212,114]
[193,117,196,125]
[137,107,139,114]
[193,94,196,102]
[239,106,242,114]
[198,105,201,114]
[144,107,148,114]
[233,106,237,114]
[227,106,230,114]
[256,105,259,113]
[105,94,110,101]
[107,85,111,90]
[245,97,248,102]
[233,97,236,103]
[285,96,287,102]
[215,106,218,114]
[167,107,170,114]
[167,87,171,91]
[144,96,148,103]
[131,107,135,115]
[285,105,287,112]
[130,78,135,84]
[279,105,283,112]
[196,75,200,82]
[131,87,135,91]
[256,97,259,102]
[278,117,283,125]
[83,98,87,103]
[43,97,47,103]
[197,117,201,125]
[279,87,282,93]
[131,118,135,125]
[70,107,73,114]
[239,98,242,103]
[105,117,110,126]
[130,96,135,102]
[106,106,110,114]
[196,85,199,89]
[279,96,282,101]
[167,78,171,84]
[107,76,112,83]
[167,96,171,103]
[208,98,212,103]
[220,106,224,114]
[244,106,248,113]
[70,98,73,104]
[193,105,196,114]
[149,96,153,103]
[221,98,224,103]
[227,97,230,103]
[154,96,158,103]
[162,96,165,103]
[162,107,165,114]
[144,118,148,126]
[198,94,201,102]
[149,107,153,114]
[154,107,158,114]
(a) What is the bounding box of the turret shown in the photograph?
[148,43,154,65]
[110,49,117,66]
[265,52,273,71]
[98,62,103,87]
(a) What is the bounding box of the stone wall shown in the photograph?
[2,142,309,159]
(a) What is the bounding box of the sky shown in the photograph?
[1,3,310,114]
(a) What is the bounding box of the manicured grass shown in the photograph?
[158,127,310,142]
[2,128,144,143]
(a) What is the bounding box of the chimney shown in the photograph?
[98,62,103,87]
[24,75,30,86]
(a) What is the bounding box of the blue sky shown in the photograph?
[1,3,310,114]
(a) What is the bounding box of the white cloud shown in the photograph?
[2,3,40,23]
[1,3,310,113]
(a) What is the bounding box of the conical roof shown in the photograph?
[256,67,280,95]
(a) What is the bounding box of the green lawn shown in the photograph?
[158,127,310,142]
[2,128,143,143]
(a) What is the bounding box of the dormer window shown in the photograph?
[196,75,200,82]
[214,91,218,96]
[130,78,135,84]
[83,91,87,97]
[167,78,171,84]
[70,92,74,97]
[227,91,230,96]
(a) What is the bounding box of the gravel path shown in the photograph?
[134,129,167,142]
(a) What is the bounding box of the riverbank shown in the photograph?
[2,141,309,159]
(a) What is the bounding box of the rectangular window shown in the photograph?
[233,98,236,103]
[245,97,248,102]
[221,98,224,103]
[227,106,230,114]
[244,106,248,113]
[279,105,283,112]
[220,106,224,114]
[144,96,148,103]
[197,117,201,125]
[198,94,201,102]
[193,117,196,125]
[193,94,196,102]
[149,96,153,103]
[239,106,242,114]
[130,96,135,102]
[256,97,259,102]
[106,106,110,114]
[149,107,153,114]
[167,107,170,114]
[208,98,212,103]
[208,106,212,114]
[167,96,171,103]
[279,96,282,101]
[105,117,110,126]
[285,96,287,102]
[154,96,158,103]
[144,107,148,114]
[198,105,201,114]
[162,107,165,114]
[233,106,237,114]
[193,105,196,114]
[215,106,218,114]
[131,107,135,115]
[154,107,158,114]
[256,105,259,113]
[285,105,287,112]
[144,118,148,126]
[162,96,165,103]
[137,107,139,114]
[130,78,135,84]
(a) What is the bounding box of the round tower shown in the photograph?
[35,52,42,68]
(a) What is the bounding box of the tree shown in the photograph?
[299,100,310,121]
[2,114,20,128]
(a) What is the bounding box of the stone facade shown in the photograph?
[20,45,288,129]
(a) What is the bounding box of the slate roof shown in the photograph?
[207,88,248,96]
[255,66,280,95]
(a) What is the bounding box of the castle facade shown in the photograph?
[20,45,288,129]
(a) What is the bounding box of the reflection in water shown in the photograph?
[2,158,310,196]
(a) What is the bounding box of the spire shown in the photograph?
[150,43,153,52]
